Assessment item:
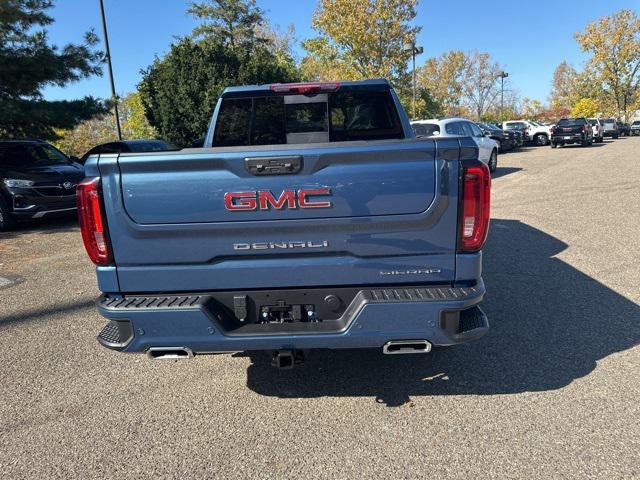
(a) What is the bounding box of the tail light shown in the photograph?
[77,177,112,265]
[269,82,340,94]
[458,161,491,252]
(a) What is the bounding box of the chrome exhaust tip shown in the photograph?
[147,347,194,360]
[383,340,432,355]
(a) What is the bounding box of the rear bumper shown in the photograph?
[96,280,488,354]
[551,133,587,144]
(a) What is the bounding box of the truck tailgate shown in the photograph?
[119,141,435,223]
[99,138,465,292]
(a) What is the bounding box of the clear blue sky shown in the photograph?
[42,0,637,103]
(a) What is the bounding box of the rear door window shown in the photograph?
[445,122,465,136]
[465,122,484,138]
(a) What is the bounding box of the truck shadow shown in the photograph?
[0,214,78,240]
[244,219,640,405]
[491,167,521,179]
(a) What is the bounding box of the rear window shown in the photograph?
[588,119,599,126]
[213,87,403,146]
[412,123,440,136]
[558,118,586,126]
[127,141,170,153]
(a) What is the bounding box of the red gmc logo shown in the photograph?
[224,188,332,211]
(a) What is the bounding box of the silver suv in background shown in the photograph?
[601,118,619,139]
[631,120,640,136]
[588,119,604,143]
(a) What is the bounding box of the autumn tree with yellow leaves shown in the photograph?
[575,9,640,121]
[301,0,419,87]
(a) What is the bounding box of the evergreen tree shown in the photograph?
[0,0,105,139]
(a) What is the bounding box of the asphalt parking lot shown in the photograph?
[1,138,639,479]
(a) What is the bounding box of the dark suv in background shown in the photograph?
[550,118,593,148]
[477,122,517,152]
[0,140,83,231]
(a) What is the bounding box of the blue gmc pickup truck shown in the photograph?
[79,79,491,368]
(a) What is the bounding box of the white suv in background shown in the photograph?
[587,119,604,143]
[503,120,553,146]
[412,118,499,172]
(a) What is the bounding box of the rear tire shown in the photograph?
[0,197,16,232]
[534,134,548,146]
[488,149,497,173]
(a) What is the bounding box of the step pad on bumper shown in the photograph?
[99,295,207,311]
[97,320,133,350]
[365,286,480,302]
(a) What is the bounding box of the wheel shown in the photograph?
[488,149,497,173]
[534,134,548,146]
[597,136,603,143]
[0,197,16,232]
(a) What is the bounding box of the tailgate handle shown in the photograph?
[245,156,303,176]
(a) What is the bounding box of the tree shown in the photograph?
[140,1,298,146]
[301,0,419,88]
[417,51,467,116]
[53,93,157,157]
[521,98,544,120]
[549,61,578,112]
[575,9,640,121]
[571,98,600,118]
[0,0,104,139]
[188,0,266,49]
[461,51,502,119]
[119,92,156,139]
[417,50,506,119]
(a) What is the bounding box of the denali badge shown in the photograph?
[380,268,442,276]
[234,241,329,250]
[225,189,332,211]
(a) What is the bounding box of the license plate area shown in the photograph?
[260,301,317,323]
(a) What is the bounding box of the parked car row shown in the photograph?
[550,117,638,148]
[409,114,639,173]
[0,138,176,231]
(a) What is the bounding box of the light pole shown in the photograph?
[98,0,122,140]
[497,71,509,119]
[403,41,424,120]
